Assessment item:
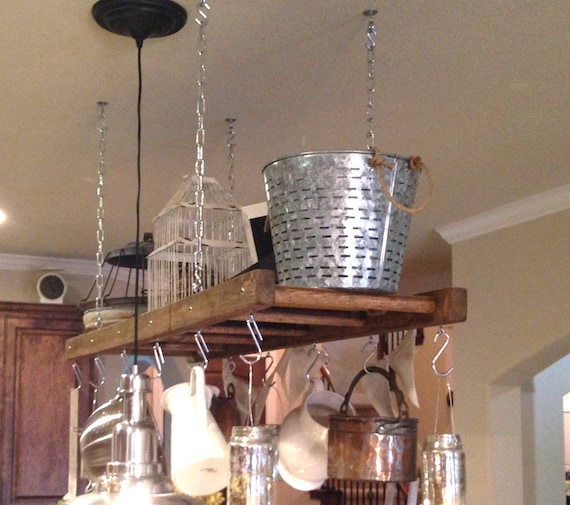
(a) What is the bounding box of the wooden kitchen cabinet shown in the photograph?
[0,303,91,505]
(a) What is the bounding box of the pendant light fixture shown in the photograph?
[72,2,203,505]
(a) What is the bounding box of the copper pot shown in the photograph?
[327,366,418,482]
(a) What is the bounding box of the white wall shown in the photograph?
[451,209,570,505]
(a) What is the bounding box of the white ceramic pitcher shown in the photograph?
[277,389,353,489]
[161,366,230,497]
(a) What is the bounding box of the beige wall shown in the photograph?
[451,209,570,504]
[0,269,94,305]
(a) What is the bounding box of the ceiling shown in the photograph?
[1,0,568,291]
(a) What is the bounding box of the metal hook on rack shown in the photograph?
[90,356,106,410]
[239,314,263,365]
[151,342,165,379]
[432,327,454,377]
[194,331,209,369]
[306,344,328,383]
[361,335,379,373]
[262,351,276,387]
[237,314,265,426]
[72,362,82,390]
[225,356,236,374]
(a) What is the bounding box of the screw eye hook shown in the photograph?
[432,328,454,377]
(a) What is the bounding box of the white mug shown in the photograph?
[277,390,352,488]
[161,366,230,496]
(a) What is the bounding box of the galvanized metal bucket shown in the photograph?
[328,366,418,482]
[262,150,420,292]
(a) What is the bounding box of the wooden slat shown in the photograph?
[65,270,276,360]
[273,285,437,314]
[235,307,366,327]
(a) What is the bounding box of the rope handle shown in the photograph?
[369,148,434,214]
[339,365,409,419]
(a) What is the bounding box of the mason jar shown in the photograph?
[421,434,466,505]
[228,425,280,505]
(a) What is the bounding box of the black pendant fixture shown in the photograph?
[92,0,187,42]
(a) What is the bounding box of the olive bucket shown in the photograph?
[262,150,425,293]
[327,366,418,482]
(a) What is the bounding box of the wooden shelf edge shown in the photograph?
[65,270,467,360]
[65,269,276,360]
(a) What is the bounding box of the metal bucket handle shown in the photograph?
[339,366,409,419]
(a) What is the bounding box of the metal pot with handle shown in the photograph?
[328,366,418,482]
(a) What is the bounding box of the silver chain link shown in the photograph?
[95,101,108,329]
[192,0,210,295]
[226,117,236,195]
[365,10,378,150]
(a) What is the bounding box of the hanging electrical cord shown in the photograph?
[132,37,145,366]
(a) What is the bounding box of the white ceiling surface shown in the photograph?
[1,1,569,288]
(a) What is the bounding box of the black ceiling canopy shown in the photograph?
[92,0,187,41]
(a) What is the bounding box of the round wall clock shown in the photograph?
[37,273,67,304]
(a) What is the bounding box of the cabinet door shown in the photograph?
[0,304,90,505]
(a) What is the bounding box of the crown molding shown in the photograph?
[0,253,96,276]
[436,184,570,244]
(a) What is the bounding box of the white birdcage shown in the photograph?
[147,175,254,310]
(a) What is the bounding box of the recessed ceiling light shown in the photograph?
[0,210,6,224]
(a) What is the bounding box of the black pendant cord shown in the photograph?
[133,37,144,367]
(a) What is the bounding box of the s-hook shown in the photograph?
[239,313,265,426]
[361,334,379,373]
[306,343,328,383]
[432,327,454,377]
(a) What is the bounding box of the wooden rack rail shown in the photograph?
[65,269,467,360]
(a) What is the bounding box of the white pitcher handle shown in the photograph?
[189,365,208,426]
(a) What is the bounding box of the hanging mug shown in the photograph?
[277,389,353,489]
[161,365,230,496]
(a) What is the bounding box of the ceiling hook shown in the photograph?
[432,327,454,377]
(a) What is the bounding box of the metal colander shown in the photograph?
[262,150,419,293]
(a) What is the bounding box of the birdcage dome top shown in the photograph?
[155,174,241,219]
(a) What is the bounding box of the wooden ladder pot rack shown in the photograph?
[65,270,467,361]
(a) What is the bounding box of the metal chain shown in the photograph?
[365,10,378,150]
[192,1,211,366]
[226,117,236,195]
[95,101,108,329]
[192,0,210,295]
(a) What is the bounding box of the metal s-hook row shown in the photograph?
[432,327,454,377]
